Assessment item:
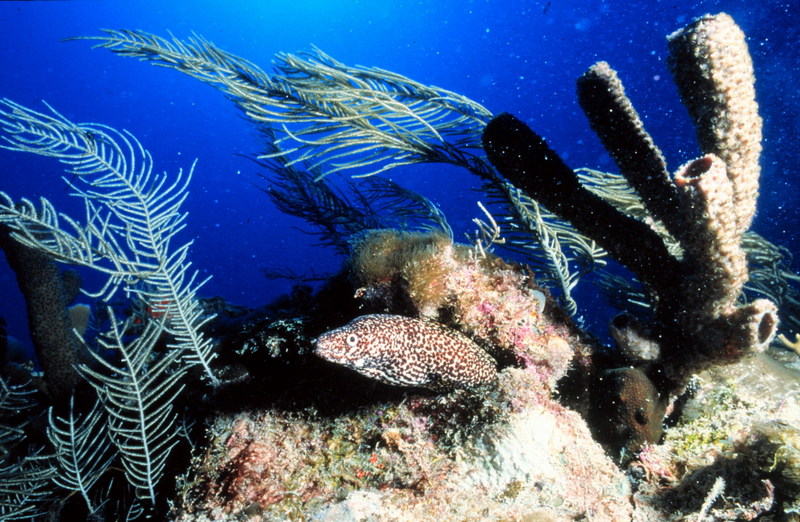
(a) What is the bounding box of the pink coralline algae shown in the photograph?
[348,230,580,391]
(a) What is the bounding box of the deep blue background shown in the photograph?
[1,0,797,352]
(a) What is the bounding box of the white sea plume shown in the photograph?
[0,99,218,384]
[79,311,185,505]
[47,395,115,513]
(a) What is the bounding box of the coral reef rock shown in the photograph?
[174,369,634,520]
[349,229,579,392]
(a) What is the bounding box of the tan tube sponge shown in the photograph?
[482,14,778,453]
[668,13,762,235]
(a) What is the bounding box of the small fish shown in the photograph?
[315,314,497,390]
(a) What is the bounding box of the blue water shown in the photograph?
[1,0,797,352]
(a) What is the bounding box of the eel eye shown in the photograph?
[346,334,358,347]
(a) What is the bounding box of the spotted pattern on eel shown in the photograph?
[315,314,497,390]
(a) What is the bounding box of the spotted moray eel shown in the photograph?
[314,314,497,390]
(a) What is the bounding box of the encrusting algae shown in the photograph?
[349,229,577,391]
